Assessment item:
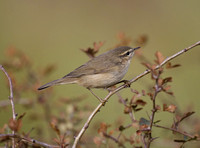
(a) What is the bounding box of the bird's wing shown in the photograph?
[63,54,119,78]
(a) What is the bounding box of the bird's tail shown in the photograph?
[38,77,76,90]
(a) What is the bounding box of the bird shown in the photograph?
[38,46,140,100]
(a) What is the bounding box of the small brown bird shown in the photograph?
[38,46,140,91]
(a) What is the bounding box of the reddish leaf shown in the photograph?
[130,95,137,104]
[131,89,139,94]
[163,104,176,113]
[108,130,114,135]
[93,41,104,51]
[142,62,153,70]
[162,85,171,91]
[135,99,147,106]
[135,34,148,46]
[155,105,161,111]
[166,62,181,69]
[42,64,56,76]
[9,118,22,132]
[80,41,104,58]
[166,91,174,96]
[116,32,132,46]
[155,51,165,64]
[50,122,60,136]
[98,122,108,134]
[162,77,172,84]
[8,113,26,132]
[124,106,131,114]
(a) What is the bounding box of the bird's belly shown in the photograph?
[78,72,125,88]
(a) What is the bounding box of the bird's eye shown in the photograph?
[126,51,130,56]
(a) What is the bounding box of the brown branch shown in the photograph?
[0,65,16,148]
[145,70,161,148]
[72,41,200,148]
[0,134,60,148]
[153,124,200,140]
[103,132,126,148]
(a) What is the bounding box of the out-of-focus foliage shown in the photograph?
[0,1,200,147]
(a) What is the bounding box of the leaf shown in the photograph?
[166,62,181,69]
[98,122,108,134]
[108,130,114,135]
[80,41,104,58]
[116,32,132,46]
[131,89,139,94]
[130,95,137,104]
[155,51,165,65]
[50,122,60,136]
[162,85,171,91]
[135,99,147,106]
[162,77,172,84]
[42,64,56,76]
[142,63,158,78]
[142,62,153,70]
[135,34,148,46]
[17,112,26,120]
[124,106,131,114]
[135,108,143,112]
[8,113,26,132]
[155,105,161,111]
[8,118,22,132]
[163,104,177,113]
[93,41,104,51]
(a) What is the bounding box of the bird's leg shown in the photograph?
[116,80,131,87]
[87,88,104,103]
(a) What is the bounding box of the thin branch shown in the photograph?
[72,41,200,148]
[144,69,161,148]
[0,134,60,148]
[0,65,16,148]
[153,124,200,140]
[116,92,136,122]
[103,132,126,148]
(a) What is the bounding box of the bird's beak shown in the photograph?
[133,47,141,51]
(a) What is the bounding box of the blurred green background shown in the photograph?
[0,0,200,147]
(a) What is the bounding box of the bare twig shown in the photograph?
[153,124,200,140]
[103,132,126,148]
[72,41,200,148]
[0,134,60,148]
[0,65,16,148]
[145,69,162,148]
[116,92,136,122]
